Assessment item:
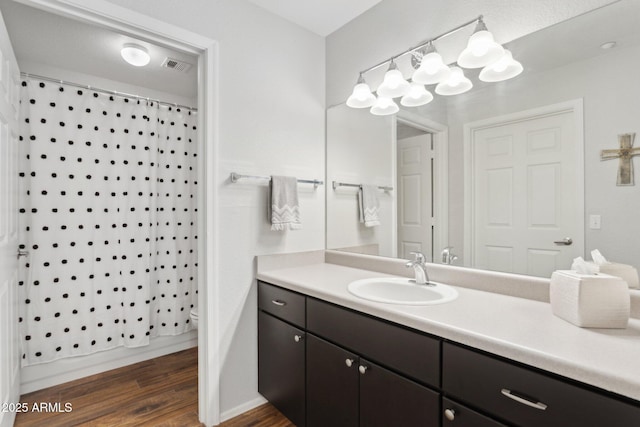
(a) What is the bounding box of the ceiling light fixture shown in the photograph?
[121,43,151,67]
[346,15,522,115]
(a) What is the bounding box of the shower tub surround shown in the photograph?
[257,250,640,402]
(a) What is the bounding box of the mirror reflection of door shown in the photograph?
[467,102,584,277]
[396,123,434,261]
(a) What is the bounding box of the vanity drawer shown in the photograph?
[258,281,306,328]
[443,342,640,427]
[442,397,506,427]
[306,298,440,387]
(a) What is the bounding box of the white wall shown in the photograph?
[103,0,326,418]
[326,104,395,256]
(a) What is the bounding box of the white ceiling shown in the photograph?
[0,0,198,100]
[247,0,383,36]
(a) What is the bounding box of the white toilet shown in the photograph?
[190,307,199,329]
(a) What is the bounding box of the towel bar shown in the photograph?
[230,172,323,188]
[332,181,393,191]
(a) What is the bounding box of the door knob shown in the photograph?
[553,237,573,246]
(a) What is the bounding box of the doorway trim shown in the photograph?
[463,99,585,269]
[396,109,449,259]
[15,1,220,425]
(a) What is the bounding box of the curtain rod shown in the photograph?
[20,72,197,112]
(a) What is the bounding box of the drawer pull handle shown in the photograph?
[294,334,303,343]
[444,409,456,421]
[271,299,287,307]
[501,389,548,411]
[345,358,354,368]
[358,365,368,375]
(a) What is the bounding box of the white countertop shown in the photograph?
[257,260,640,402]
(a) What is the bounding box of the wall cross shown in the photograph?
[601,133,640,186]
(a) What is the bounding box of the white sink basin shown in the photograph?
[348,277,458,305]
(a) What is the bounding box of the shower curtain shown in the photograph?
[18,77,198,366]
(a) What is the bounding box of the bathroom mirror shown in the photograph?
[326,0,640,277]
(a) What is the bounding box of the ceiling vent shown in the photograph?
[161,57,193,73]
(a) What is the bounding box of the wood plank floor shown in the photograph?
[14,347,292,426]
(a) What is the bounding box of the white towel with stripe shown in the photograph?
[269,175,302,231]
[358,184,380,227]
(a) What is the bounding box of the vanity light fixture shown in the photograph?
[346,15,522,115]
[479,49,523,82]
[346,73,377,108]
[377,59,410,99]
[121,43,151,67]
[435,66,473,96]
[401,82,434,107]
[457,17,504,68]
[370,96,399,116]
[411,43,451,85]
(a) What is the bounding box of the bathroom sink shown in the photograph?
[347,277,458,305]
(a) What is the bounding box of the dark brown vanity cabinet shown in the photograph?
[306,333,439,427]
[258,281,640,427]
[257,283,306,426]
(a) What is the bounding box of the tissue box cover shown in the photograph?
[550,270,630,328]
[586,261,640,289]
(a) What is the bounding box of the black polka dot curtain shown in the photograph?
[17,78,198,365]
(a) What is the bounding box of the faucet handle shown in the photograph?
[409,251,426,264]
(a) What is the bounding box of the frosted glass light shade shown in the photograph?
[412,50,451,85]
[377,61,410,98]
[370,97,399,116]
[458,29,504,69]
[479,50,523,82]
[121,43,150,67]
[401,82,433,107]
[347,82,376,108]
[435,66,472,96]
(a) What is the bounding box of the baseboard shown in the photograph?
[219,396,267,423]
[20,331,198,394]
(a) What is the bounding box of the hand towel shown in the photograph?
[269,175,302,231]
[358,184,380,227]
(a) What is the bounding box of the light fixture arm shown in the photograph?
[357,15,483,76]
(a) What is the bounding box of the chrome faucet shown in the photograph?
[405,251,432,286]
[441,247,458,265]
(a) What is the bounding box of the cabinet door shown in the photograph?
[307,334,359,427]
[442,397,506,427]
[258,311,306,427]
[359,359,439,427]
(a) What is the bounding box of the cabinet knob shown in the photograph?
[345,358,354,368]
[358,365,368,375]
[444,409,456,421]
[294,334,303,343]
